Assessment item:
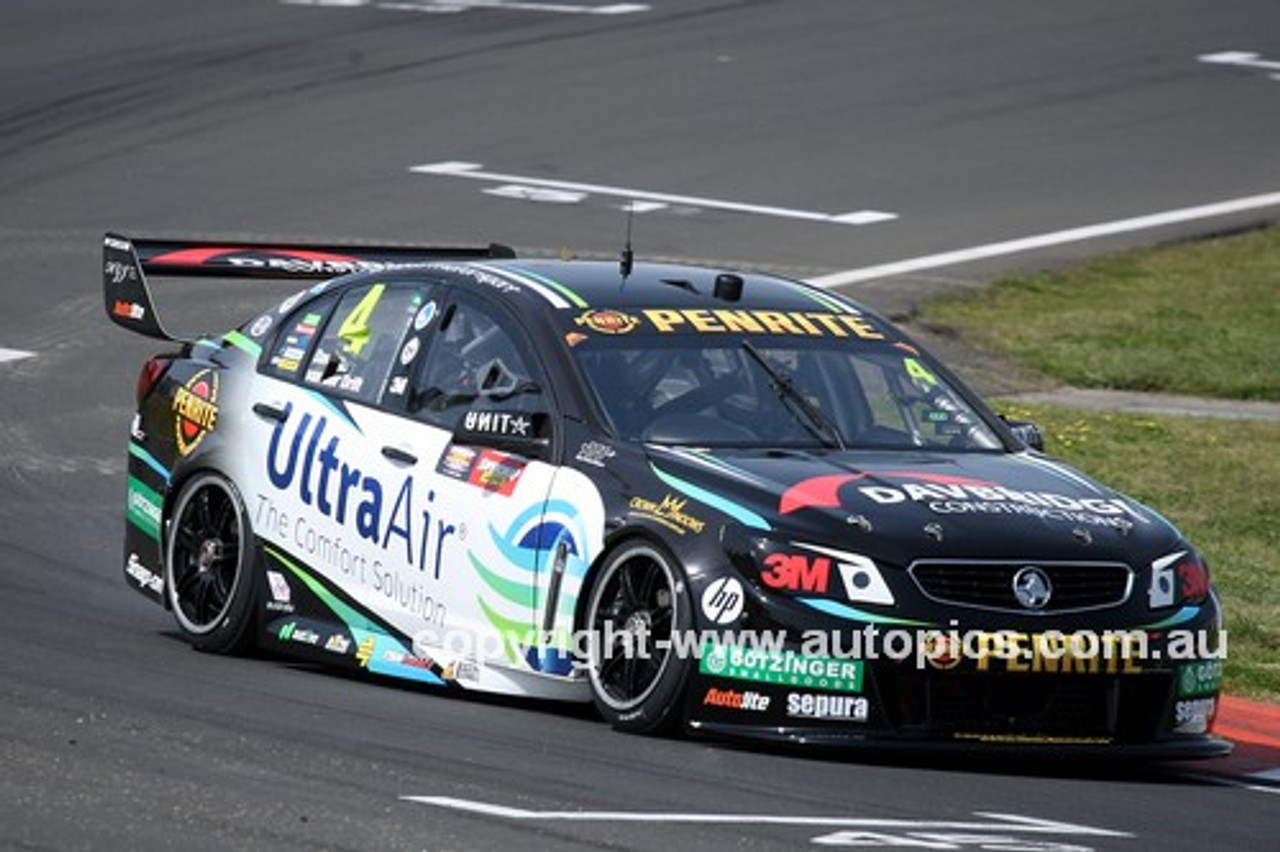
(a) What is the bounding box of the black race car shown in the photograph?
[104,233,1229,757]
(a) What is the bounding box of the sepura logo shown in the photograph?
[786,692,869,721]
[575,309,640,335]
[173,369,219,456]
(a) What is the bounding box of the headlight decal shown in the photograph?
[793,543,896,606]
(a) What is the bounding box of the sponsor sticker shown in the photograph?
[461,410,533,438]
[126,476,163,541]
[466,450,526,496]
[112,300,145,320]
[399,336,420,366]
[574,441,615,468]
[1174,697,1216,734]
[703,687,771,712]
[1178,660,1223,698]
[700,578,744,625]
[437,444,479,480]
[249,315,273,338]
[125,553,163,594]
[266,570,294,612]
[575,309,640,335]
[629,494,705,535]
[414,301,438,330]
[173,369,219,456]
[786,692,869,721]
[700,642,864,693]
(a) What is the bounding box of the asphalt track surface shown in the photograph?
[2,1,1280,850]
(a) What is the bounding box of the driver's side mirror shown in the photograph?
[1001,416,1046,452]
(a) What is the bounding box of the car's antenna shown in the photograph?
[619,201,635,279]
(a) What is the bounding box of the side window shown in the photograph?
[409,295,543,431]
[263,293,340,380]
[301,284,425,405]
[853,358,912,436]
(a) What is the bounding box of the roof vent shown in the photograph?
[713,273,743,302]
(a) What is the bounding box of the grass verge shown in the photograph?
[922,225,1280,401]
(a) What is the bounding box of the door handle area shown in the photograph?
[381,445,418,466]
[252,402,288,422]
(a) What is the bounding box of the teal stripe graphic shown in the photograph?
[650,463,771,531]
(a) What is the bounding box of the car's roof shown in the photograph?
[404,258,863,315]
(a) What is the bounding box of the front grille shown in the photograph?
[875,669,1174,741]
[909,560,1132,613]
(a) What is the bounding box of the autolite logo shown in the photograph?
[703,687,771,711]
[173,369,219,456]
[112,299,144,318]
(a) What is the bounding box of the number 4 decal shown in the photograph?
[338,284,385,355]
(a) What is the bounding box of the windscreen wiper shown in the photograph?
[741,340,845,450]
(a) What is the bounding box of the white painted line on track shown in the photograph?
[409,161,898,226]
[1199,51,1280,80]
[1248,768,1280,784]
[1178,772,1280,796]
[0,347,35,364]
[807,190,1280,288]
[402,797,1132,837]
[284,0,650,14]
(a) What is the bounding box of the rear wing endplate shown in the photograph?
[102,232,516,341]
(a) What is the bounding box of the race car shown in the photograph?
[104,233,1229,757]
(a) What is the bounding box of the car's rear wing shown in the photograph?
[102,232,516,341]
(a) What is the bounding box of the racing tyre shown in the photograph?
[584,540,692,734]
[164,472,257,654]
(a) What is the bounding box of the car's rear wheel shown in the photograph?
[164,472,257,654]
[584,540,692,734]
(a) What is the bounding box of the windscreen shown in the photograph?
[572,335,1004,451]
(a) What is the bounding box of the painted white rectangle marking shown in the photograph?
[0,347,35,364]
[285,0,650,14]
[409,161,897,226]
[807,190,1280,288]
[402,796,1131,837]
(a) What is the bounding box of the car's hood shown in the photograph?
[645,446,1182,566]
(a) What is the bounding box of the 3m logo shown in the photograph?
[760,553,831,593]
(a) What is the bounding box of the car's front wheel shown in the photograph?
[164,472,257,654]
[584,540,692,734]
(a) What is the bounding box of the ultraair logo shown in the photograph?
[173,368,219,456]
[264,403,458,579]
